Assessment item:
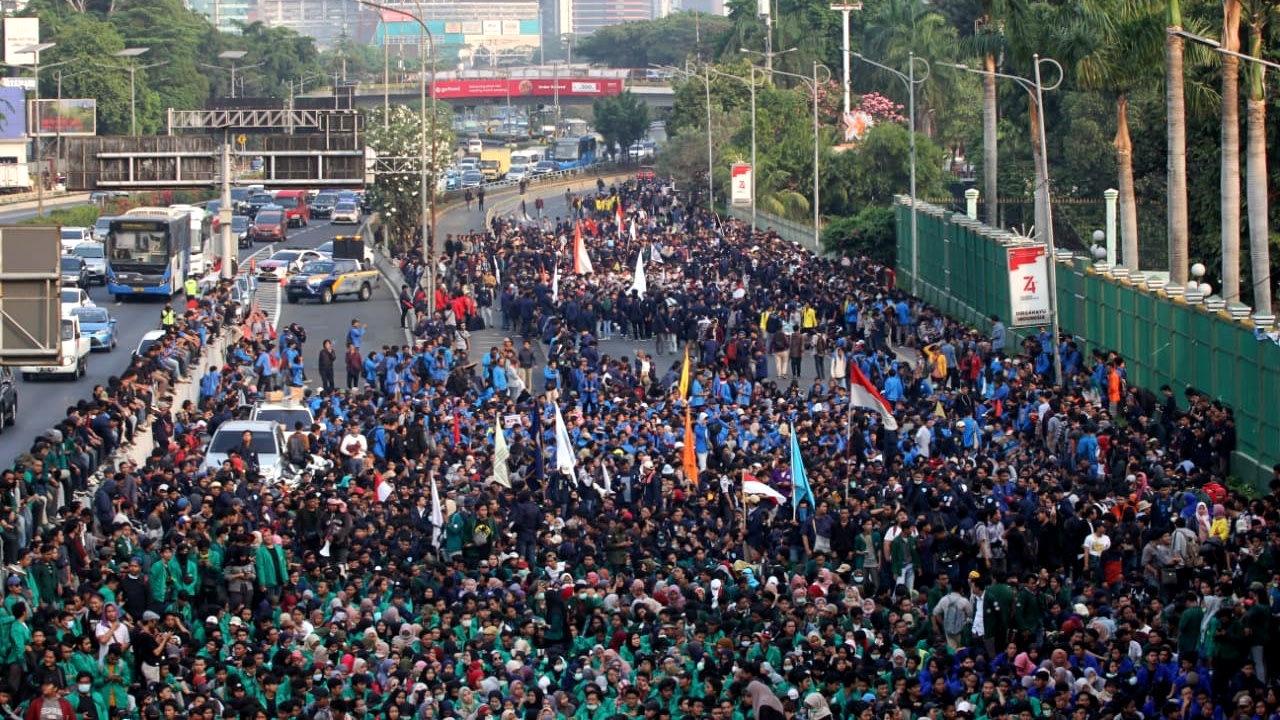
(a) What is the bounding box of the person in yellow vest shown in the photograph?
[925,342,948,389]
[160,303,176,329]
[801,304,818,331]
[184,276,199,300]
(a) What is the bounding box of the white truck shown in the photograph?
[20,310,91,381]
[0,164,30,194]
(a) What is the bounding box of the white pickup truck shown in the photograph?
[19,310,91,381]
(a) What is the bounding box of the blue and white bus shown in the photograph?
[548,135,598,170]
[106,207,192,299]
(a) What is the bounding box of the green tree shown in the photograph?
[822,206,897,262]
[577,12,731,68]
[593,92,650,161]
[364,104,455,255]
[110,0,212,132]
[233,22,325,101]
[1242,0,1271,314]
[39,13,136,135]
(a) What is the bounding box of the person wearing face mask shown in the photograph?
[66,671,109,720]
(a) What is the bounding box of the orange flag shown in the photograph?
[682,406,699,482]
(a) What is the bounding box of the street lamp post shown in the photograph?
[944,55,1066,389]
[766,62,833,252]
[200,51,264,100]
[358,0,438,313]
[829,2,862,115]
[15,43,67,215]
[112,48,167,136]
[854,52,929,294]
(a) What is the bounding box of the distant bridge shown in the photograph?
[296,74,675,110]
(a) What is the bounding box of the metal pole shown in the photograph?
[220,143,234,279]
[129,64,137,136]
[837,7,851,114]
[384,29,390,129]
[813,61,820,250]
[749,69,756,232]
[1033,54,1064,389]
[230,62,237,99]
[34,53,42,215]
[908,53,917,295]
[705,64,713,212]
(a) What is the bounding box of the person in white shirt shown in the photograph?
[915,418,933,458]
[340,426,368,476]
[1082,524,1112,581]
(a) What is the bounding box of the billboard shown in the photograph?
[29,99,96,136]
[0,226,62,365]
[430,78,623,99]
[731,163,752,206]
[3,17,39,66]
[1007,244,1052,328]
[0,87,27,140]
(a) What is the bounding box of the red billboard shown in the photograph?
[430,78,624,100]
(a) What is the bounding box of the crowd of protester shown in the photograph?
[1,175,1278,720]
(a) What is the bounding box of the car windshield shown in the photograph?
[60,290,81,304]
[73,307,109,324]
[271,252,300,262]
[335,202,357,212]
[93,219,112,233]
[257,212,283,224]
[314,194,337,205]
[206,200,222,214]
[208,430,277,454]
[250,194,274,204]
[231,188,250,201]
[254,409,314,429]
[60,257,82,271]
[276,197,298,209]
[231,216,249,231]
[300,261,334,274]
[73,244,104,259]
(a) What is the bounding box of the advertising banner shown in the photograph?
[430,78,623,99]
[3,18,39,66]
[1007,244,1051,328]
[0,87,27,140]
[29,99,96,136]
[731,163,752,207]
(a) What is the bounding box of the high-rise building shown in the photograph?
[569,0,652,34]
[367,0,542,67]
[187,0,254,35]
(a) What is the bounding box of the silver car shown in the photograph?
[71,243,107,285]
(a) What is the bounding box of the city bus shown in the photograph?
[548,135,598,171]
[169,204,214,276]
[106,207,192,299]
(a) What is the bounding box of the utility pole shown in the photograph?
[219,143,234,280]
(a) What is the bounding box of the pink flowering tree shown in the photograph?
[855,92,908,125]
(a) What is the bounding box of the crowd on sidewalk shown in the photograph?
[1,176,1277,720]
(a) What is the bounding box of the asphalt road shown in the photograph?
[0,209,356,465]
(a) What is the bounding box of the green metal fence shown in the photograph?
[896,197,1280,489]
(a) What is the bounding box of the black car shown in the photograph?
[0,367,15,434]
[311,193,338,218]
[60,256,89,289]
[246,192,275,218]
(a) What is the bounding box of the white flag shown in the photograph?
[553,403,577,476]
[601,460,613,495]
[629,218,637,242]
[630,250,647,298]
[493,256,501,287]
[429,474,444,549]
[551,260,560,304]
[492,413,511,488]
[651,242,663,264]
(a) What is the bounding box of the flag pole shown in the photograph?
[740,468,749,563]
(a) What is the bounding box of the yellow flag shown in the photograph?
[678,345,691,400]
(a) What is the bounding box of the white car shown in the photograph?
[256,249,324,281]
[60,227,92,253]
[251,401,315,438]
[465,138,483,154]
[331,201,360,224]
[202,420,289,485]
[508,164,529,182]
[60,288,95,308]
[93,216,116,242]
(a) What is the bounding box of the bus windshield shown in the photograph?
[110,228,170,265]
[552,139,580,161]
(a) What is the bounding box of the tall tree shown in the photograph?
[593,91,651,161]
[1166,0,1190,286]
[1242,1,1271,314]
[1220,0,1242,303]
[970,0,1007,227]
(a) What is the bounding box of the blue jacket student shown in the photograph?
[199,368,221,402]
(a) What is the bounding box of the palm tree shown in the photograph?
[1166,0,1189,286]
[970,0,1005,228]
[1075,0,1163,271]
[1242,1,1271,314]
[1220,0,1242,303]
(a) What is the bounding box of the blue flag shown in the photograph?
[789,423,814,519]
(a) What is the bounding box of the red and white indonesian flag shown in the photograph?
[849,363,899,430]
[616,201,625,235]
[573,224,594,275]
[743,476,787,504]
[375,472,393,502]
